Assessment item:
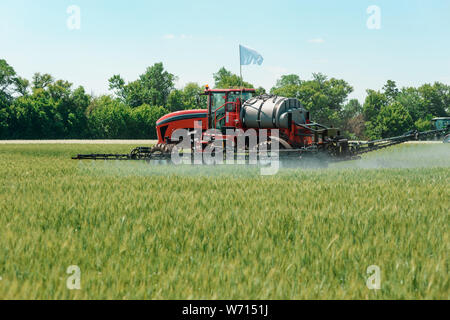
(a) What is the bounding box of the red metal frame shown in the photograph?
[213,101,237,129]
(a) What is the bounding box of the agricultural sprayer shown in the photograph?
[73,87,449,164]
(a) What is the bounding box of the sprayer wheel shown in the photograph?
[149,144,178,160]
[149,145,166,157]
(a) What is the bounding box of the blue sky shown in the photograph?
[1,0,449,102]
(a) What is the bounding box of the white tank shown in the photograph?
[241,95,307,129]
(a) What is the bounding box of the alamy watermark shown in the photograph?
[366,265,381,290]
[66,265,81,290]
[366,5,381,30]
[67,5,81,30]
[169,122,280,175]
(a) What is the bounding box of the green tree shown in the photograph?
[32,73,54,90]
[86,95,167,139]
[0,59,17,137]
[108,75,126,101]
[8,91,54,138]
[340,99,364,138]
[0,107,8,138]
[382,80,399,103]
[166,89,185,112]
[129,105,168,139]
[68,86,90,137]
[0,59,17,106]
[271,73,353,126]
[417,82,449,117]
[395,87,426,122]
[213,67,253,89]
[270,83,301,99]
[139,62,176,106]
[366,102,413,139]
[345,114,365,139]
[14,77,30,96]
[5,73,90,139]
[167,83,206,112]
[274,74,302,88]
[109,62,176,108]
[255,86,266,96]
[86,95,130,138]
[181,82,205,109]
[342,99,362,118]
[363,81,450,139]
[414,114,433,132]
[363,89,388,121]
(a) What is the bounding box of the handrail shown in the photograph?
[217,115,226,125]
[214,101,237,128]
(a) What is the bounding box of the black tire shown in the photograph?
[149,144,175,160]
[130,147,153,160]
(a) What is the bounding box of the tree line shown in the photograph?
[0,59,448,140]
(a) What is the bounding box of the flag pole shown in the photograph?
[239,45,243,105]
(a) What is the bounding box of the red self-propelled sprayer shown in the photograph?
[73,86,449,164]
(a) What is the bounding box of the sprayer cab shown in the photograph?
[201,86,256,130]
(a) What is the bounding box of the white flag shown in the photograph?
[240,45,264,66]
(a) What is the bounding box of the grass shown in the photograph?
[0,143,448,299]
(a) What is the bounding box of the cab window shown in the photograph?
[211,93,226,112]
[228,92,253,104]
[227,92,253,111]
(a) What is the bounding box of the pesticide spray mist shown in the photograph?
[331,143,450,170]
[77,143,450,178]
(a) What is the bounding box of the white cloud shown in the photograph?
[308,38,325,44]
[162,34,193,40]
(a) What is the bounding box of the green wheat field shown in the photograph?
[0,143,448,299]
